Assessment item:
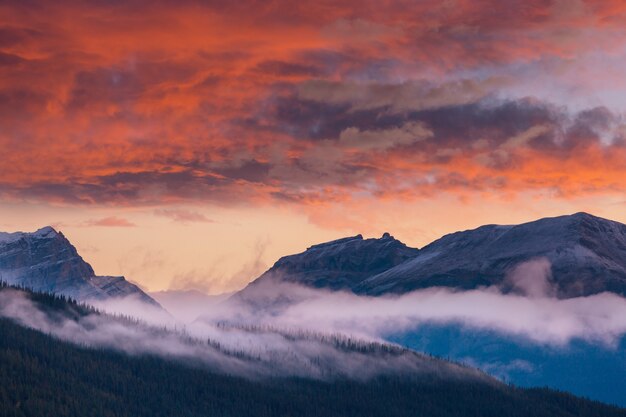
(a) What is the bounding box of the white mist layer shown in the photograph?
[190,258,626,347]
[231,285,626,346]
[0,288,486,382]
[2,257,625,382]
[91,258,626,347]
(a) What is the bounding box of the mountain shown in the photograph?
[240,212,626,298]
[0,226,160,306]
[231,212,626,406]
[239,232,419,295]
[390,323,626,408]
[356,212,626,297]
[1,284,625,417]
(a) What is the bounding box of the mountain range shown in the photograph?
[240,212,626,298]
[6,212,624,306]
[1,213,626,412]
[234,212,626,406]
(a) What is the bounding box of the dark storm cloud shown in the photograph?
[0,26,43,48]
[0,88,51,120]
[265,85,623,155]
[0,171,249,206]
[253,60,325,77]
[268,97,405,140]
[214,159,271,183]
[0,51,26,66]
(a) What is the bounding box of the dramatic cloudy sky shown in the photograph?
[1,0,625,293]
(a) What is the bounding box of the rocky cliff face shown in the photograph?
[0,226,160,306]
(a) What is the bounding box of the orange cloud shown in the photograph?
[0,0,625,211]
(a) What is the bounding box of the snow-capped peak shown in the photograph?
[32,226,59,238]
[0,226,58,245]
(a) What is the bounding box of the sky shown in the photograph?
[1,0,625,294]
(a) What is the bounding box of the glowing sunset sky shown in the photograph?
[1,0,625,293]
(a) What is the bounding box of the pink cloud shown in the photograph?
[84,217,137,227]
[154,209,214,223]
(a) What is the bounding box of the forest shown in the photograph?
[0,285,624,417]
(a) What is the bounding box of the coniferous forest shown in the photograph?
[0,286,625,417]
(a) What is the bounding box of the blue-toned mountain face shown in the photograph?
[389,325,626,407]
[0,226,160,306]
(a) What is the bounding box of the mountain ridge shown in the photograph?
[240,212,626,298]
[357,212,626,297]
[240,232,419,294]
[0,226,160,307]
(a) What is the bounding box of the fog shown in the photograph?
[0,287,487,382]
[191,259,626,347]
[235,284,626,346]
[84,258,626,348]
[2,258,626,383]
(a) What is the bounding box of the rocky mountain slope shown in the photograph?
[357,212,626,297]
[238,232,418,296]
[240,213,626,298]
[0,226,160,306]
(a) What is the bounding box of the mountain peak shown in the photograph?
[33,226,59,238]
[531,211,614,227]
[0,226,60,245]
[236,212,626,299]
[356,212,626,297]
[242,232,419,292]
[307,234,363,250]
[0,226,162,308]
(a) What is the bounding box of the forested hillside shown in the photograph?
[0,286,624,417]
